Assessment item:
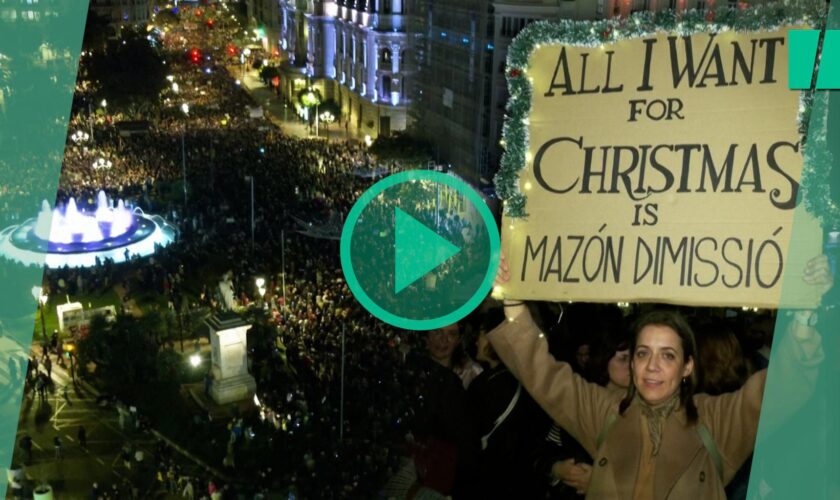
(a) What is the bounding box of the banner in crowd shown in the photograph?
[502,26,823,308]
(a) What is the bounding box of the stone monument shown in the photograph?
[206,312,256,405]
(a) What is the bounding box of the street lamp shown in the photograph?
[244,175,255,251]
[256,277,266,310]
[100,99,107,109]
[301,89,321,136]
[180,103,189,207]
[242,47,251,78]
[189,354,201,368]
[319,111,335,139]
[92,158,113,170]
[70,130,89,144]
[31,286,47,341]
[62,342,76,382]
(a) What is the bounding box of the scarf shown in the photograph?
[637,391,680,457]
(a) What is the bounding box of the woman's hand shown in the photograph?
[789,254,833,345]
[551,459,592,495]
[494,251,526,321]
[803,254,833,298]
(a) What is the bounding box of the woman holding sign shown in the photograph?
[489,254,830,499]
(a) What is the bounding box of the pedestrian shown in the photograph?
[204,370,213,397]
[53,435,62,460]
[78,425,87,448]
[181,477,195,500]
[43,355,52,380]
[36,375,46,402]
[121,444,132,469]
[89,482,100,500]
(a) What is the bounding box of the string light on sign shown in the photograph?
[493,3,830,226]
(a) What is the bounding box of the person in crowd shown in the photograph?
[399,325,478,499]
[467,308,551,498]
[695,320,752,500]
[490,253,830,498]
[537,309,631,498]
[427,323,483,390]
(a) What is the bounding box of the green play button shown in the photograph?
[394,207,461,294]
[340,170,500,330]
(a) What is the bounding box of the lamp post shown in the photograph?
[62,342,76,383]
[319,111,335,141]
[242,48,251,78]
[301,89,320,137]
[181,103,189,208]
[256,277,266,310]
[245,175,255,251]
[70,130,89,145]
[92,158,113,170]
[31,287,48,341]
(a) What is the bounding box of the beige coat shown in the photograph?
[487,313,823,499]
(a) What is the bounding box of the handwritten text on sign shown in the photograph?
[502,27,822,308]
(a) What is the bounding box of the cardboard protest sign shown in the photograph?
[501,26,823,308]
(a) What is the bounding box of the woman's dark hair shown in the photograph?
[618,310,700,425]
[694,320,749,395]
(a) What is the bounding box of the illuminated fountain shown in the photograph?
[0,191,176,268]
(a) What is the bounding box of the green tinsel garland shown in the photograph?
[496,2,838,229]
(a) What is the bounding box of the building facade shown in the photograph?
[410,0,755,182]
[89,0,152,38]
[247,0,412,139]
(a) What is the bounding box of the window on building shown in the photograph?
[669,0,677,8]
[382,0,392,14]
[362,39,367,65]
[380,47,392,65]
[383,75,392,96]
[696,0,705,9]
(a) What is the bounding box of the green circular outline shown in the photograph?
[340,170,501,331]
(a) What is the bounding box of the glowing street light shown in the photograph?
[92,158,113,170]
[100,99,107,108]
[189,354,202,367]
[319,111,335,124]
[180,103,189,207]
[71,130,90,143]
[172,82,180,93]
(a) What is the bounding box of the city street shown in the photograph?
[13,354,205,499]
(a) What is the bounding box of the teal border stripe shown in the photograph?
[747,2,839,498]
[0,0,88,496]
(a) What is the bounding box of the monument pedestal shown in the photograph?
[206,313,256,405]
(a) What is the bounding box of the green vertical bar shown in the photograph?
[748,4,839,499]
[0,0,87,496]
[789,30,820,89]
[816,31,840,90]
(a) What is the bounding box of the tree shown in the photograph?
[76,313,165,398]
[369,132,434,165]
